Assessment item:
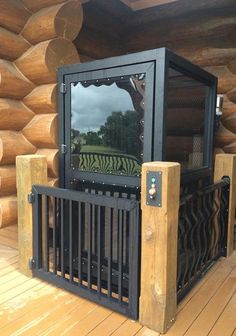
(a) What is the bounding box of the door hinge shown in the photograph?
[61,144,67,154]
[60,83,67,94]
[28,258,36,270]
[28,192,35,204]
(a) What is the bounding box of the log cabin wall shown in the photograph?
[122,2,236,158]
[120,1,236,245]
[0,0,83,228]
[76,0,236,244]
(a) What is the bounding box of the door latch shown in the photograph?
[61,144,67,154]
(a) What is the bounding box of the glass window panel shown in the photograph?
[70,74,145,176]
[166,68,208,171]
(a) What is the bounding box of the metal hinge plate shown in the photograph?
[61,144,67,154]
[60,83,67,94]
[28,192,35,204]
[28,258,36,270]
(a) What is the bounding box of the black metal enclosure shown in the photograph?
[31,48,221,319]
[58,47,217,189]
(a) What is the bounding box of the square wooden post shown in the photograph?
[139,162,181,334]
[16,155,48,277]
[214,154,236,257]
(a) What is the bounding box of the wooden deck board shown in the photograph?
[0,224,235,336]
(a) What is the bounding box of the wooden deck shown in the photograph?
[0,225,236,336]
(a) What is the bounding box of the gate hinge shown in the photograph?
[28,192,35,204]
[60,83,67,94]
[28,258,36,270]
[61,144,67,154]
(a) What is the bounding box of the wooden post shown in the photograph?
[214,153,236,257]
[139,162,181,334]
[16,154,47,277]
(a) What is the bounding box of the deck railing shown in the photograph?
[177,177,230,301]
[16,153,236,335]
[31,184,140,319]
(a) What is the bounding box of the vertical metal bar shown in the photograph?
[97,205,101,293]
[118,209,123,301]
[87,204,92,289]
[107,207,113,297]
[53,197,57,275]
[60,198,65,278]
[33,191,42,270]
[124,210,128,268]
[128,205,140,320]
[44,195,49,272]
[69,199,73,282]
[78,201,82,285]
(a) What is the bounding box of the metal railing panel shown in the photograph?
[32,185,140,319]
[177,177,230,302]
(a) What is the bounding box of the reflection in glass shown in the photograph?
[70,74,145,176]
[166,68,208,170]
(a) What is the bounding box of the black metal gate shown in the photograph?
[31,185,140,319]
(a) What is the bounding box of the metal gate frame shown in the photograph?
[31,184,140,319]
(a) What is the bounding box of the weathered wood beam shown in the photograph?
[0,0,30,34]
[16,155,48,277]
[140,161,180,333]
[0,60,34,99]
[23,84,57,114]
[0,166,16,197]
[0,195,17,228]
[22,1,83,44]
[15,39,79,85]
[215,123,236,147]
[22,114,58,149]
[75,28,124,60]
[0,27,30,61]
[125,15,236,51]
[0,131,36,165]
[205,66,236,94]
[222,113,236,134]
[21,0,65,12]
[126,0,236,27]
[0,99,34,131]
[36,149,58,178]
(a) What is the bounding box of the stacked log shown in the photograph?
[0,0,83,227]
[124,10,236,245]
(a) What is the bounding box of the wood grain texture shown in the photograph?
[0,166,16,197]
[22,1,83,44]
[36,148,59,178]
[0,27,30,61]
[15,39,79,85]
[23,84,57,114]
[0,131,36,165]
[0,231,235,336]
[0,196,17,228]
[16,155,48,277]
[0,0,30,34]
[139,162,181,334]
[0,99,34,131]
[0,60,34,99]
[215,123,236,147]
[22,114,58,149]
[21,0,66,12]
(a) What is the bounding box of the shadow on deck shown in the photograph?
[0,225,236,336]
